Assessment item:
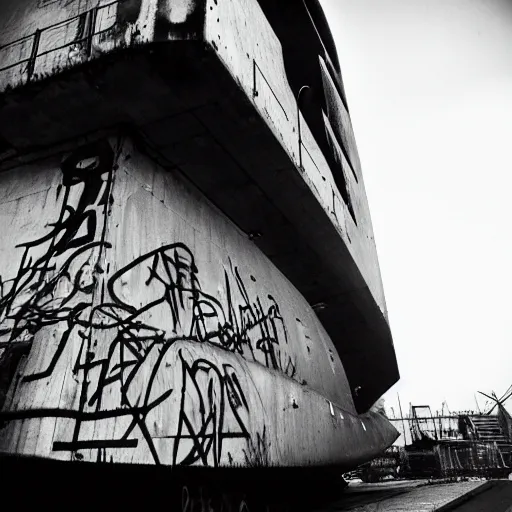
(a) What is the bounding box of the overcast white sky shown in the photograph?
[321,0,512,417]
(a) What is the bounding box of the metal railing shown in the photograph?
[252,59,289,121]
[252,56,347,225]
[252,59,325,179]
[1,5,350,228]
[0,1,119,84]
[2,4,325,189]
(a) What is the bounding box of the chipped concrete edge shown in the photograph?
[433,481,495,511]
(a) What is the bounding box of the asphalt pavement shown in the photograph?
[318,479,512,512]
[443,481,512,512]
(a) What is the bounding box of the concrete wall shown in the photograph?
[0,137,396,467]
[0,0,207,87]
[0,0,397,414]
[0,0,388,320]
[204,0,387,318]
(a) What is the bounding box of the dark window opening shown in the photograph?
[319,55,359,183]
[302,0,349,111]
[326,124,356,224]
[302,0,340,73]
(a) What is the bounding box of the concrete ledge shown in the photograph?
[434,480,494,511]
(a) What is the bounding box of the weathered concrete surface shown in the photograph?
[0,0,399,413]
[205,0,386,315]
[0,0,378,309]
[0,137,397,468]
[0,0,383,318]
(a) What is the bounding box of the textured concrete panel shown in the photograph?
[0,137,397,468]
[0,0,398,414]
[204,0,387,318]
[0,0,389,322]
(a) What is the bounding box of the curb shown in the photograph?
[433,480,495,511]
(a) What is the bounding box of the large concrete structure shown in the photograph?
[0,0,399,505]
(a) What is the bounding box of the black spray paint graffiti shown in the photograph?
[0,140,114,407]
[104,242,296,377]
[0,139,296,466]
[172,350,250,467]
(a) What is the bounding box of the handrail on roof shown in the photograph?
[0,0,120,80]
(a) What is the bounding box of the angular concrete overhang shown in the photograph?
[0,0,399,413]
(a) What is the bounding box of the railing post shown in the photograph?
[252,59,258,98]
[27,29,41,81]
[296,85,310,170]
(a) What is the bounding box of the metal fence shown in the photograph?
[0,1,119,85]
[434,441,508,478]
